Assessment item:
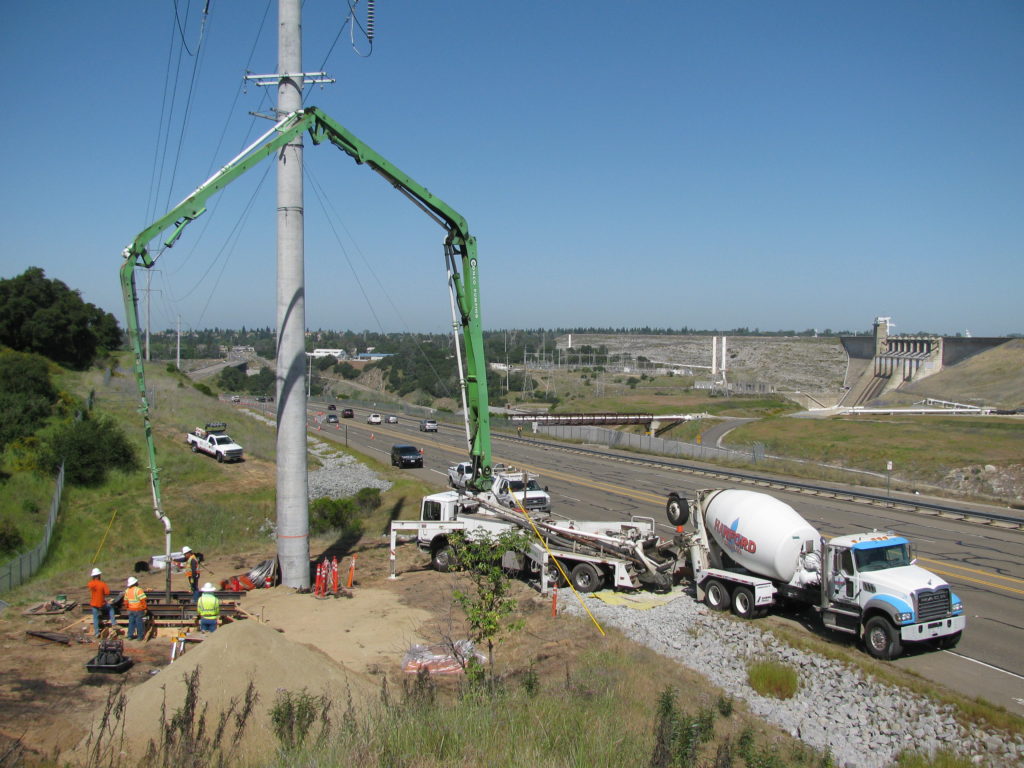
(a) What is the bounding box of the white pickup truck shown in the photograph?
[447,461,474,489]
[493,467,551,514]
[186,423,244,463]
[447,463,552,514]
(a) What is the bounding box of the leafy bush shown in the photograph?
[309,497,364,537]
[42,415,139,486]
[192,382,214,397]
[353,487,382,516]
[335,361,359,380]
[0,518,25,556]
[0,350,57,451]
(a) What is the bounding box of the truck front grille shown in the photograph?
[915,587,951,621]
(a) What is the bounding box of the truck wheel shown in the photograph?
[731,586,756,619]
[570,563,603,593]
[217,452,224,463]
[864,617,902,660]
[546,562,569,588]
[666,493,689,527]
[935,631,962,651]
[191,444,198,453]
[431,544,453,573]
[704,579,730,611]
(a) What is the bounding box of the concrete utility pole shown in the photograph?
[275,0,310,589]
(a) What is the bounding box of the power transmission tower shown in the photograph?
[246,0,331,589]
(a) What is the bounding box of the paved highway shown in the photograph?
[305,403,1024,715]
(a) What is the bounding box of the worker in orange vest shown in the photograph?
[88,567,115,637]
[123,577,148,640]
[181,546,200,601]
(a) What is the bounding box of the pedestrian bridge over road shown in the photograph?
[507,412,708,437]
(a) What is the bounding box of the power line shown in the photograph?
[304,163,455,398]
[171,0,200,56]
[163,1,213,213]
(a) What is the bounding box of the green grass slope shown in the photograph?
[882,339,1024,409]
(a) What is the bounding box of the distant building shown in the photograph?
[311,348,348,360]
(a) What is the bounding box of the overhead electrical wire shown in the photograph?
[191,162,275,328]
[305,0,374,100]
[153,0,273,332]
[304,163,456,399]
[162,1,213,214]
[171,0,198,56]
[164,0,274,280]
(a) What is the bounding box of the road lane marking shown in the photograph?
[944,651,1024,681]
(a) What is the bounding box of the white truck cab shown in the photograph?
[492,469,551,514]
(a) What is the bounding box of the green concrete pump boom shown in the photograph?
[120,107,495,538]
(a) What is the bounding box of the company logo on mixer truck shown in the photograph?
[715,518,757,554]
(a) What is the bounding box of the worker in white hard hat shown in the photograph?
[196,583,220,632]
[87,567,115,637]
[123,576,148,640]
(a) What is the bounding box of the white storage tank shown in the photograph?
[702,489,819,584]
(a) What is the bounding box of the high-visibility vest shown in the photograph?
[125,585,147,611]
[196,593,220,619]
[185,554,200,579]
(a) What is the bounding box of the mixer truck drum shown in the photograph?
[666,493,690,527]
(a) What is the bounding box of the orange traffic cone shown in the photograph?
[331,556,339,594]
[346,554,357,589]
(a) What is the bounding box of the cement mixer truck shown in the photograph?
[667,489,965,660]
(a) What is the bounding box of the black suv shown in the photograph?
[390,444,423,468]
[341,408,354,418]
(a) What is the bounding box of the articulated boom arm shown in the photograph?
[120,107,495,523]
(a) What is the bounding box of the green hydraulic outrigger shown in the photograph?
[119,107,496,581]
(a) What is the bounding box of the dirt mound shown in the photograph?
[72,619,378,765]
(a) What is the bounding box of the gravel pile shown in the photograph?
[242,409,391,500]
[307,438,392,500]
[562,592,1022,768]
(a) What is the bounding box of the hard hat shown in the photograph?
[181,546,192,554]
[200,582,216,592]
[127,577,138,587]
[90,567,102,577]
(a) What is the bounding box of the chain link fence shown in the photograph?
[0,463,65,594]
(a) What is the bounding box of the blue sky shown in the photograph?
[2,2,1021,337]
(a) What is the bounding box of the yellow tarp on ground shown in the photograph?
[589,586,688,610]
